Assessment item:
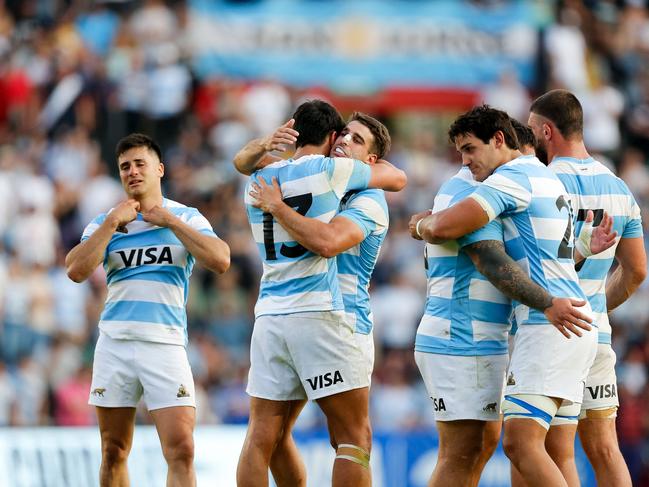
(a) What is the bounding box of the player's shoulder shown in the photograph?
[164,198,202,217]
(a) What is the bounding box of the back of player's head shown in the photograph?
[530,89,583,139]
[448,105,519,150]
[116,133,163,163]
[349,111,391,159]
[510,118,535,150]
[292,100,345,148]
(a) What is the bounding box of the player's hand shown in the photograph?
[249,177,284,213]
[589,211,617,255]
[108,199,140,229]
[408,210,432,241]
[262,119,299,153]
[141,205,174,228]
[543,297,593,339]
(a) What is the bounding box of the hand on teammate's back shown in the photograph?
[249,177,284,214]
[543,297,593,339]
[108,199,140,227]
[589,211,617,255]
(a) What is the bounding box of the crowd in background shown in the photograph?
[2,0,649,484]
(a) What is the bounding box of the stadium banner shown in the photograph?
[0,426,595,486]
[188,0,544,90]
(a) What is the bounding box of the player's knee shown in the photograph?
[583,437,620,466]
[330,417,372,452]
[439,438,482,464]
[163,436,194,466]
[101,437,130,466]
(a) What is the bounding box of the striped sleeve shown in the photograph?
[337,192,388,238]
[622,195,643,238]
[325,157,371,198]
[81,214,107,241]
[470,166,532,221]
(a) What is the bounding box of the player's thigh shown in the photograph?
[247,397,297,447]
[578,416,620,453]
[286,311,370,401]
[150,406,196,454]
[436,420,489,457]
[317,387,371,440]
[96,406,137,451]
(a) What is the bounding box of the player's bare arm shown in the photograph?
[368,158,407,192]
[65,199,140,282]
[464,240,593,338]
[141,205,230,274]
[249,177,364,258]
[232,119,298,175]
[409,197,487,244]
[606,236,647,311]
[574,210,618,264]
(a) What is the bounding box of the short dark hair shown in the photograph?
[292,100,345,148]
[530,89,583,139]
[510,118,535,149]
[116,133,163,163]
[448,105,519,149]
[349,112,391,159]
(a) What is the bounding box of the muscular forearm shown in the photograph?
[233,138,269,176]
[270,203,335,257]
[65,217,119,282]
[606,266,644,311]
[167,217,230,274]
[465,240,553,311]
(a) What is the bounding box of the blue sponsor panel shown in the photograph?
[189,0,544,89]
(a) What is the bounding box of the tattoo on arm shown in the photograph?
[464,240,553,311]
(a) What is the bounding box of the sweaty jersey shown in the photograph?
[336,189,389,335]
[82,198,218,346]
[550,156,643,344]
[470,155,591,326]
[415,167,511,356]
[244,155,371,317]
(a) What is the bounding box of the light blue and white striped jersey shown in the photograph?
[415,167,511,356]
[245,155,371,317]
[81,198,218,346]
[336,189,389,335]
[550,156,643,344]
[471,155,591,326]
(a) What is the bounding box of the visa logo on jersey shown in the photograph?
[116,246,174,267]
[306,370,344,391]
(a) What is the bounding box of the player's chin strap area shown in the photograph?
[335,443,370,469]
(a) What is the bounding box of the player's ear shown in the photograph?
[158,161,165,178]
[366,154,378,164]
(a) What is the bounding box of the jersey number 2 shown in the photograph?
[263,193,313,260]
[556,195,574,259]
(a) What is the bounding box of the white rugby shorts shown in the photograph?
[506,323,597,404]
[89,333,195,410]
[414,352,508,421]
[355,330,375,385]
[246,311,370,401]
[580,343,619,413]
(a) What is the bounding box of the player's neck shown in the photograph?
[550,138,590,162]
[294,144,328,159]
[135,192,164,212]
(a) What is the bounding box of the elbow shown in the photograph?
[318,245,338,259]
[384,170,408,192]
[211,245,231,274]
[66,267,86,283]
[632,266,647,288]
